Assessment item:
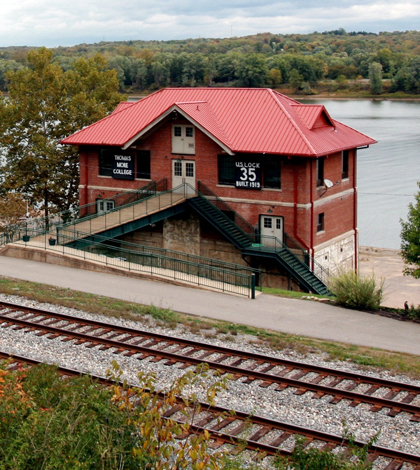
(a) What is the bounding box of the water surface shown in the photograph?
[303,99,420,249]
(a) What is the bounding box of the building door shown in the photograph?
[172,160,196,194]
[260,215,283,248]
[172,125,195,154]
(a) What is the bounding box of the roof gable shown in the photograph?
[291,104,335,130]
[122,101,233,154]
[62,88,376,157]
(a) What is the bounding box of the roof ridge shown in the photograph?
[268,89,317,155]
[175,100,208,104]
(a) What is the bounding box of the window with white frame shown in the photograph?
[97,199,115,214]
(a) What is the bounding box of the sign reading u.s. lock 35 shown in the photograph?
[235,161,261,189]
[113,154,134,180]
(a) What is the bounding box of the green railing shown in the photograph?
[0,179,168,245]
[35,230,261,298]
[244,234,331,288]
[57,182,190,244]
[66,230,261,280]
[1,179,329,290]
[197,181,256,238]
[193,183,331,289]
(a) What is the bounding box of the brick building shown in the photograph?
[62,88,376,292]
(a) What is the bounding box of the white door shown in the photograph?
[172,160,196,194]
[172,125,195,154]
[260,215,283,248]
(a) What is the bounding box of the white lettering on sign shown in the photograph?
[113,169,132,175]
[235,160,262,190]
[235,162,260,168]
[235,181,261,188]
[115,155,131,161]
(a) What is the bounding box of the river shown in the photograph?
[302,99,420,249]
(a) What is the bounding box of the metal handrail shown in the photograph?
[60,228,261,278]
[192,183,330,288]
[1,180,330,288]
[42,231,260,297]
[56,182,190,239]
[245,234,331,287]
[197,181,256,237]
[0,179,168,244]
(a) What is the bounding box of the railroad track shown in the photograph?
[1,350,419,469]
[1,299,420,424]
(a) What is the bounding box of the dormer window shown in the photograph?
[172,125,195,155]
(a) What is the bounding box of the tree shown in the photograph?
[289,68,304,91]
[235,53,268,87]
[0,47,123,218]
[369,61,383,94]
[400,182,420,278]
[0,193,28,231]
[268,68,282,87]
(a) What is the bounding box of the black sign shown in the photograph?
[235,161,261,189]
[112,154,134,180]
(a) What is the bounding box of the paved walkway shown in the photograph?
[0,254,419,355]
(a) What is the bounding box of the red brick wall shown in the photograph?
[79,120,357,254]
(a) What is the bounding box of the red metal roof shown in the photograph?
[61,88,376,157]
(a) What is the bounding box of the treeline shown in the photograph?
[1,29,420,94]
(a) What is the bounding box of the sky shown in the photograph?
[1,0,420,48]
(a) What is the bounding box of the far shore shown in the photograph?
[128,92,420,102]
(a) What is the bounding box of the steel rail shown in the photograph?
[0,351,419,469]
[1,301,420,420]
[0,300,418,390]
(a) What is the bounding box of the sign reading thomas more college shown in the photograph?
[235,161,261,189]
[112,154,134,180]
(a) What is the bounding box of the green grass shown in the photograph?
[262,286,334,300]
[0,277,419,377]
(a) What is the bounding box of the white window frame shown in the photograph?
[97,199,115,214]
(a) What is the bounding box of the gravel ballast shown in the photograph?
[0,294,419,464]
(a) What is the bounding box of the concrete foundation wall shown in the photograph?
[314,232,356,275]
[163,213,200,255]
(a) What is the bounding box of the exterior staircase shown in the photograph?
[12,180,330,296]
[187,196,254,250]
[191,183,331,296]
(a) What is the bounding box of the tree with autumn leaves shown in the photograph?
[0,47,124,219]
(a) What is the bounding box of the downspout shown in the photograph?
[310,159,314,271]
[84,148,89,207]
[353,149,358,272]
[293,160,312,263]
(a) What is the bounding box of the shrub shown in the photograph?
[0,360,231,470]
[402,302,420,320]
[330,270,385,311]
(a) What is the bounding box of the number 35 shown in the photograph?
[239,167,256,181]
